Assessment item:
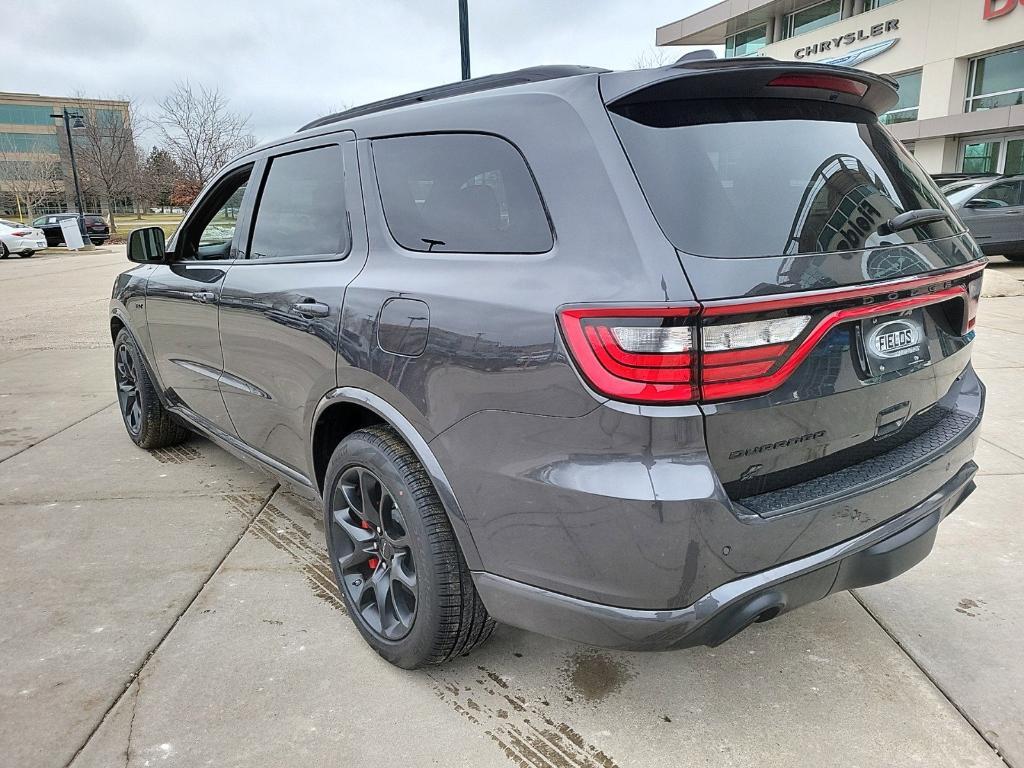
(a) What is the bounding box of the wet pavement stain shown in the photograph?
[152,443,203,464]
[560,649,635,704]
[956,597,986,617]
[429,665,621,768]
[250,502,345,612]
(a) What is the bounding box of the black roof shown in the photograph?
[297,65,608,132]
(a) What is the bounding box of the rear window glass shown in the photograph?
[372,133,552,254]
[609,99,960,258]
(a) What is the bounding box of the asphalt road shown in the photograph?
[1,246,1020,768]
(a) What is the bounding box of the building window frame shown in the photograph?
[965,46,1024,113]
[725,22,768,58]
[865,0,899,10]
[783,0,842,40]
[957,132,1024,175]
[880,69,922,125]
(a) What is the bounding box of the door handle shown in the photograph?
[290,301,330,318]
[191,291,216,304]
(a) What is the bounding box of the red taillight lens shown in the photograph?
[558,307,699,403]
[768,74,868,97]
[559,263,984,405]
[966,273,983,332]
[10,230,30,236]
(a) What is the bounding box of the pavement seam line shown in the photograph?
[63,483,281,768]
[979,436,1024,465]
[851,590,1013,768]
[0,400,116,466]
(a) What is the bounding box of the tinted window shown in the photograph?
[969,180,1024,208]
[249,145,347,260]
[609,99,960,258]
[373,134,552,254]
[180,165,252,260]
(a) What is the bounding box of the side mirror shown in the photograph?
[964,198,997,210]
[127,226,167,263]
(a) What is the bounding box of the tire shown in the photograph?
[1003,253,1024,263]
[113,328,190,449]
[324,425,495,668]
[91,238,105,245]
[0,243,8,259]
[20,251,33,258]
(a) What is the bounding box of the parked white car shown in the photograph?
[0,219,47,258]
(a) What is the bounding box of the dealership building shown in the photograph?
[656,0,1024,175]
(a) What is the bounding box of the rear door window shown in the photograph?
[248,144,348,260]
[609,99,960,258]
[372,133,552,254]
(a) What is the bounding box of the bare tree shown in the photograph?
[69,97,142,232]
[633,47,671,69]
[155,82,256,204]
[0,138,65,220]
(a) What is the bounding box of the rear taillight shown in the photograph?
[768,73,868,97]
[966,273,983,332]
[558,263,985,405]
[10,230,30,237]
[558,307,698,403]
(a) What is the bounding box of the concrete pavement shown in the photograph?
[1,246,1020,767]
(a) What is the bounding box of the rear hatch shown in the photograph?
[597,60,985,516]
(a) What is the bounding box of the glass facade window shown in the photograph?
[0,104,55,126]
[960,135,1024,175]
[784,0,841,39]
[0,132,60,154]
[880,70,922,125]
[966,47,1024,112]
[725,24,767,58]
[866,0,898,9]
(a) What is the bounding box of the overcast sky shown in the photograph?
[4,0,718,143]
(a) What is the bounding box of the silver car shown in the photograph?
[945,175,1024,261]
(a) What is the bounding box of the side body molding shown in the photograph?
[310,387,483,570]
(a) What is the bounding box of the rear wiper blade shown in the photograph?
[878,208,949,236]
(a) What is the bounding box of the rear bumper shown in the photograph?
[473,461,976,651]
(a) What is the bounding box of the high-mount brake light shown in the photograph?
[558,263,985,406]
[768,74,868,97]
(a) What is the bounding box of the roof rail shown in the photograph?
[297,65,608,132]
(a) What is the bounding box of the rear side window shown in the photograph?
[249,145,348,260]
[609,99,960,258]
[372,133,552,254]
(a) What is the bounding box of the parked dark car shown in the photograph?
[32,213,109,246]
[944,175,1024,260]
[110,58,986,669]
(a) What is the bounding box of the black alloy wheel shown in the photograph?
[330,465,418,641]
[115,341,143,436]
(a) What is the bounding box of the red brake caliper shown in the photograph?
[361,519,380,570]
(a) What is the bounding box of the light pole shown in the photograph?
[50,107,94,250]
[459,0,471,80]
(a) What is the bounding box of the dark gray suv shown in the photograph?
[110,58,986,668]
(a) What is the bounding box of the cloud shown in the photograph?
[5,0,718,142]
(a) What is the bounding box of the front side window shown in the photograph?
[373,133,552,254]
[967,47,1024,112]
[966,180,1024,209]
[248,145,348,260]
[880,70,922,125]
[179,166,252,260]
[785,0,841,39]
[725,25,767,58]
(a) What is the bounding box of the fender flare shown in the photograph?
[310,387,483,570]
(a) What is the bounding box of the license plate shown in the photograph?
[36,241,45,248]
[860,310,929,376]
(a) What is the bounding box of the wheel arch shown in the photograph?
[310,387,483,570]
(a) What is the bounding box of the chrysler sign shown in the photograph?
[794,18,899,59]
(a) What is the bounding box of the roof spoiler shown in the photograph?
[601,58,899,117]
